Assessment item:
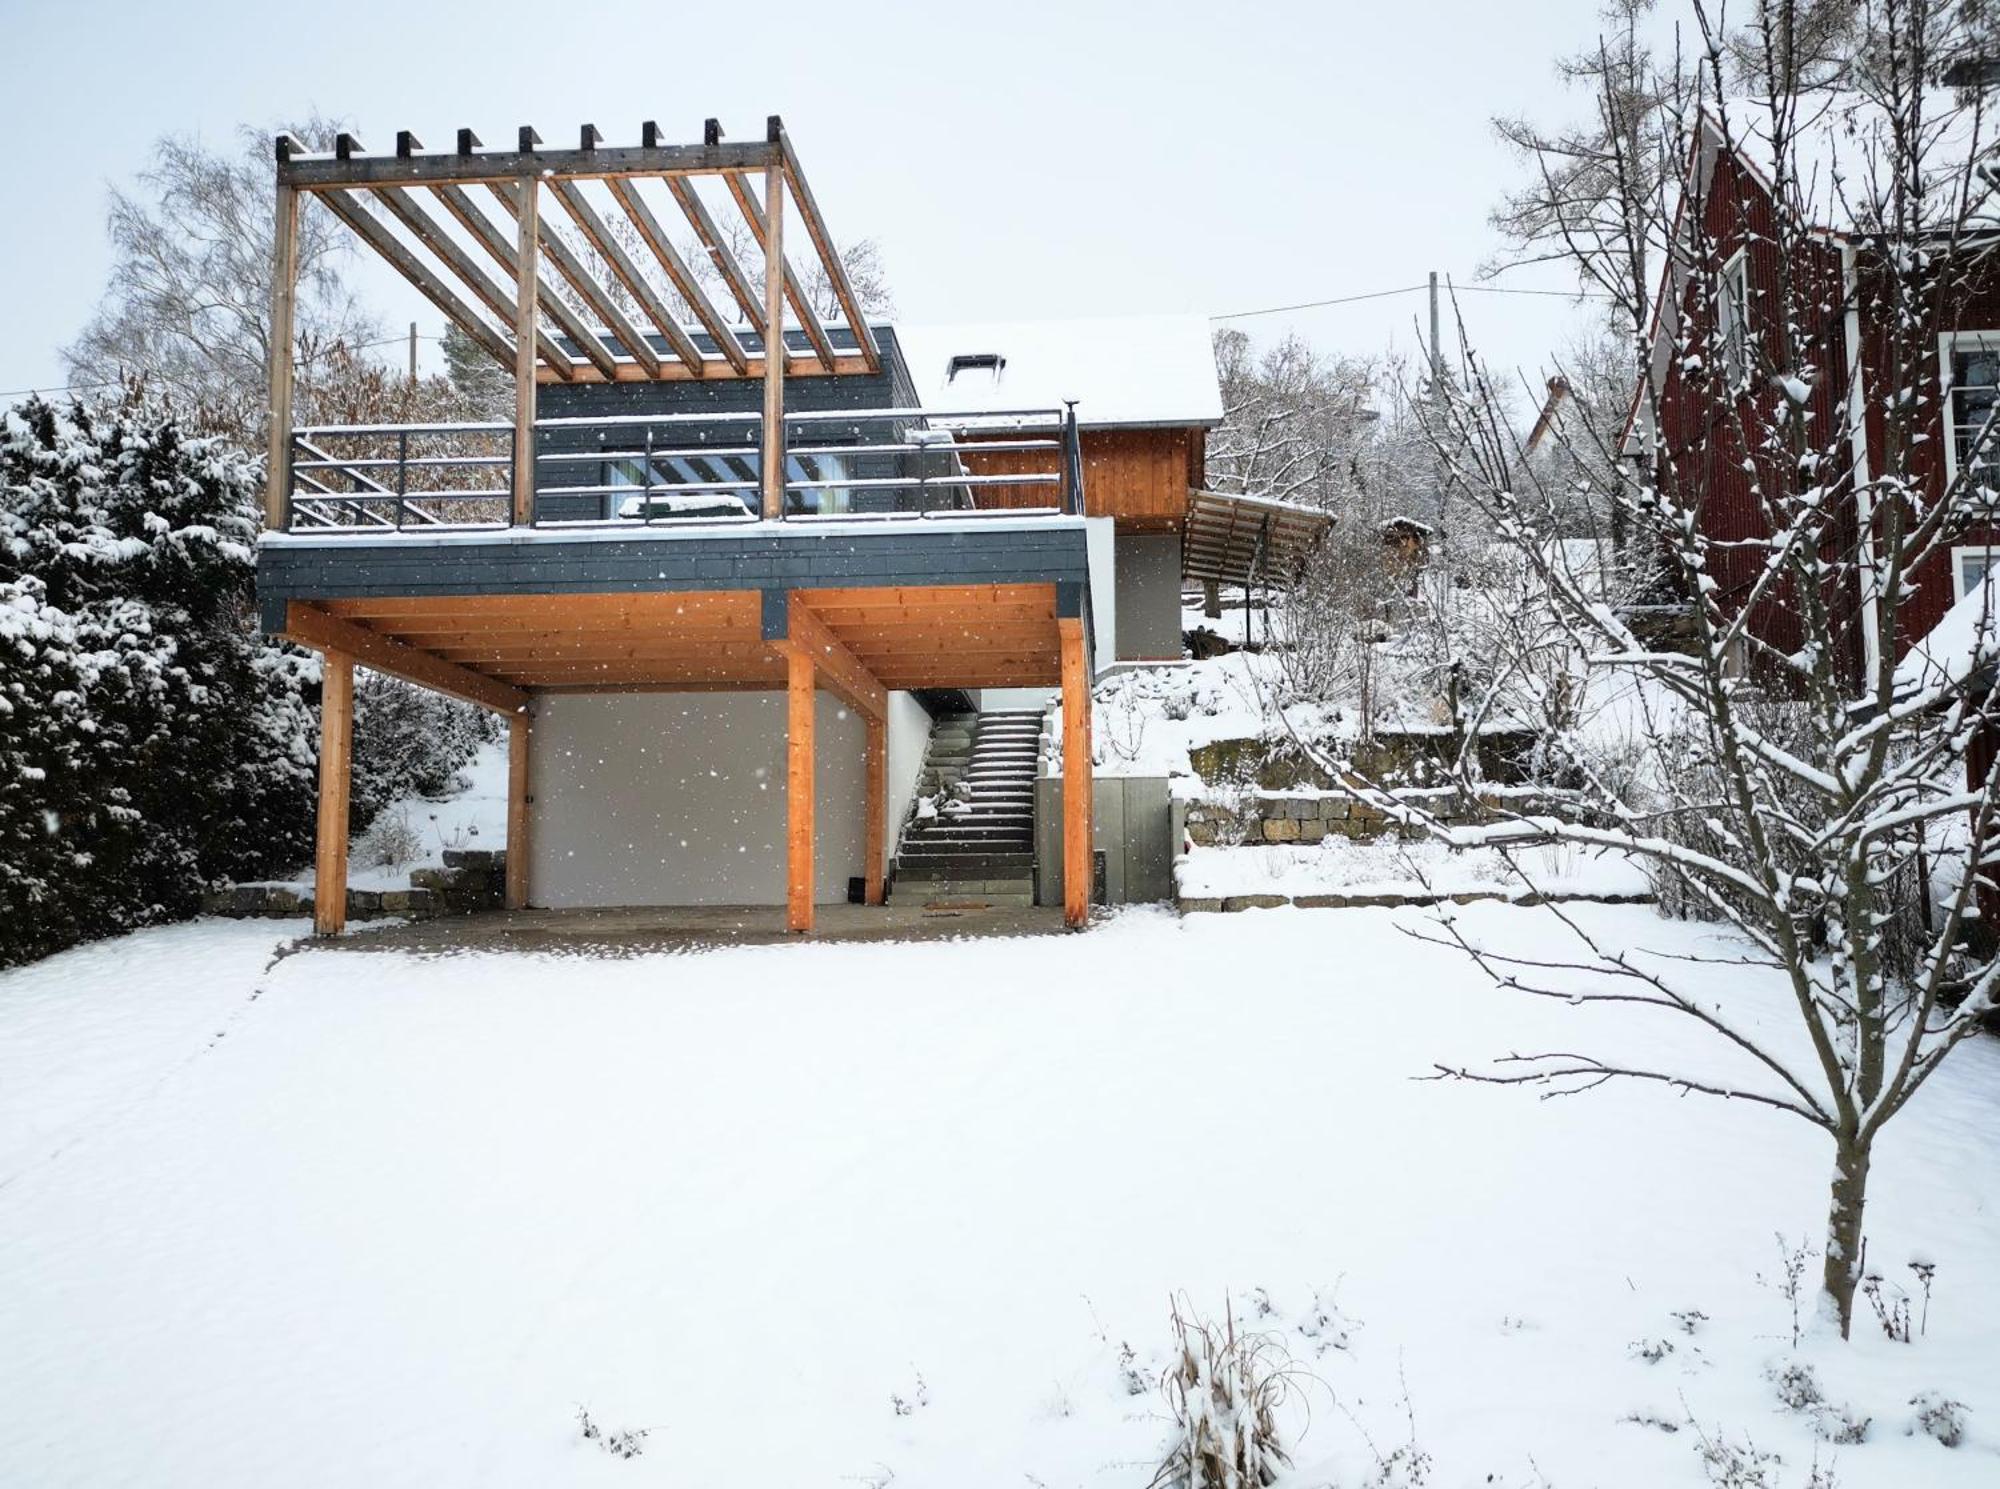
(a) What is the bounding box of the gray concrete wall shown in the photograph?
[1114,533,1184,660]
[1034,774,1175,906]
[529,690,904,908]
[883,691,931,875]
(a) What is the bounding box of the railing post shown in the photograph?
[1060,400,1081,516]
[643,424,656,525]
[394,428,408,530]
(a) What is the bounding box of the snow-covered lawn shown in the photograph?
[3,906,1998,1486]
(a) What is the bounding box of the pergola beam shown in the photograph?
[281,139,780,190]
[776,125,881,371]
[318,190,515,369]
[667,176,773,348]
[372,186,578,380]
[428,183,621,379]
[726,168,837,372]
[488,181,663,377]
[548,179,705,374]
[606,176,750,374]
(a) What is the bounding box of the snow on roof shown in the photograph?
[1894,571,2000,700]
[895,315,1223,431]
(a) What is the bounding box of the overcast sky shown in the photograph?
[0,0,1626,404]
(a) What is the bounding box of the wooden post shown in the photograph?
[265,182,300,531]
[1059,617,1093,929]
[760,164,786,520]
[864,712,887,906]
[506,711,531,910]
[314,652,354,936]
[787,646,815,932]
[1202,578,1221,620]
[512,178,540,526]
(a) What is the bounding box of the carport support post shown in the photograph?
[864,712,887,906]
[505,711,531,910]
[787,646,815,931]
[314,651,354,936]
[1059,616,1093,928]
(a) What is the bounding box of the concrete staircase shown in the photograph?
[892,710,1043,907]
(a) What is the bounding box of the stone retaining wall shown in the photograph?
[1177,888,1654,914]
[1183,789,1570,847]
[202,850,506,922]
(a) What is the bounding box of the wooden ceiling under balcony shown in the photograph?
[294,584,1065,701]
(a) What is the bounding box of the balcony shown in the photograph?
[277,402,1086,533]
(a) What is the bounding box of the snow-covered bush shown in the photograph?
[0,396,317,965]
[1149,1297,1294,1489]
[351,670,494,825]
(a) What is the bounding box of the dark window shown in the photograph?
[946,352,1005,385]
[1950,341,2000,477]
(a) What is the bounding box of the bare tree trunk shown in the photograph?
[1823,1132,1871,1339]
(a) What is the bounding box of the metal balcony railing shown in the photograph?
[282,403,1085,533]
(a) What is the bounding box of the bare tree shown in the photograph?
[1310,0,2000,1339]
[1489,0,1695,326]
[1209,329,1378,508]
[63,120,377,444]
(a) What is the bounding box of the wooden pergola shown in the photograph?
[266,115,876,529]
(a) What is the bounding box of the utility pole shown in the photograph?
[407,321,418,382]
[1427,271,1442,389]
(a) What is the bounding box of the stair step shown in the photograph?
[896,850,1034,868]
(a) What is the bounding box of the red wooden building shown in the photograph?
[1623,93,2000,684]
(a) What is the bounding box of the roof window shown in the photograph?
[946,352,1005,385]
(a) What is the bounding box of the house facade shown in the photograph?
[256,118,1220,934]
[1626,98,2000,685]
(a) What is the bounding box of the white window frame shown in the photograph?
[1952,543,2000,602]
[1938,330,2000,490]
[1718,248,1751,386]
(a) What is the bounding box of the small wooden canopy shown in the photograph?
[277,116,879,384]
[1181,488,1333,587]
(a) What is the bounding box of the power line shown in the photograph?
[1210,284,1428,321]
[1210,280,1615,321]
[0,331,453,403]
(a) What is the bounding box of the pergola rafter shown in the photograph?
[488,174,664,378]
[273,115,876,386]
[425,181,622,380]
[265,116,880,532]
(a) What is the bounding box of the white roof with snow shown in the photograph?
[895,315,1223,431]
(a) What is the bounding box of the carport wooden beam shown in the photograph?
[787,646,815,934]
[281,602,531,717]
[315,651,354,936]
[1058,615,1093,929]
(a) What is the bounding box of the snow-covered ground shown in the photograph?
[3,905,1996,1486]
[1176,835,1653,901]
[254,741,511,894]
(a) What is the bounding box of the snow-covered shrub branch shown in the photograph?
[1280,0,2000,1339]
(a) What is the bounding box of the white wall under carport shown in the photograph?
[528,689,929,908]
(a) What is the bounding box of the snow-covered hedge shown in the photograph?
[352,670,496,826]
[0,397,320,966]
